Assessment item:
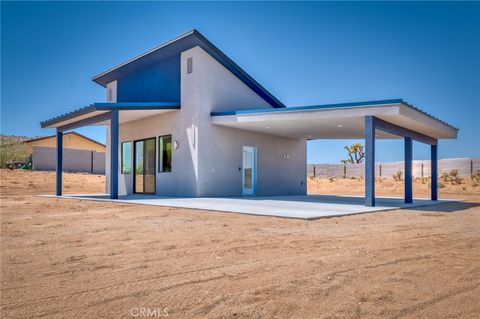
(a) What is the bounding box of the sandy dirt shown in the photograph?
[1,170,479,318]
[308,176,480,200]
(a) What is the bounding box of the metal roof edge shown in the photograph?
[40,104,97,128]
[210,99,404,116]
[192,31,285,109]
[210,98,459,133]
[90,29,285,108]
[399,100,458,131]
[40,102,181,128]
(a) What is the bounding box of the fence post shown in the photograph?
[313,165,316,178]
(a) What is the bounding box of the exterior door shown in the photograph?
[242,146,257,195]
[134,138,156,194]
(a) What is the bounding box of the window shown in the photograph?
[121,141,132,174]
[158,135,172,173]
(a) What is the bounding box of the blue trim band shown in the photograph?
[41,102,180,128]
[94,102,180,109]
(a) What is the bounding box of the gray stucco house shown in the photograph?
[41,30,457,206]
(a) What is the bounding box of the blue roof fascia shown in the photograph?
[210,98,458,131]
[94,102,180,110]
[41,102,180,128]
[92,30,285,109]
[210,99,404,116]
[399,100,458,130]
[40,104,97,128]
[193,31,285,109]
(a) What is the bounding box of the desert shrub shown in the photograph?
[422,176,431,184]
[449,170,463,185]
[0,140,29,168]
[438,181,446,188]
[393,170,403,181]
[328,177,335,183]
[440,172,449,183]
[440,170,463,185]
[471,170,480,187]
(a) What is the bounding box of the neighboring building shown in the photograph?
[41,30,458,206]
[28,132,106,174]
[26,132,106,154]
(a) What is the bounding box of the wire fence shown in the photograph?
[307,158,480,178]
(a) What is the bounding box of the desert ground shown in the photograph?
[1,170,479,318]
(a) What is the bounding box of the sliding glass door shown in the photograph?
[134,138,156,194]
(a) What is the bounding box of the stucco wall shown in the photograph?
[117,109,199,196]
[187,46,307,196]
[197,125,307,196]
[106,45,306,197]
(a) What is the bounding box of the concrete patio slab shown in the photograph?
[40,194,456,220]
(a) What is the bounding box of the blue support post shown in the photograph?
[404,137,413,203]
[365,116,375,207]
[431,144,438,200]
[56,130,63,196]
[110,110,119,199]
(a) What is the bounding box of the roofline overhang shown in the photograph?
[210,98,458,132]
[91,29,286,109]
[40,102,180,129]
[92,30,196,84]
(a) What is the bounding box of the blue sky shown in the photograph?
[1,1,479,163]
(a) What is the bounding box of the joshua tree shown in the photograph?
[341,143,365,164]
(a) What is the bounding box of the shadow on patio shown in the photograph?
[42,193,461,220]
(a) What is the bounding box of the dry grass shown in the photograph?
[0,136,30,168]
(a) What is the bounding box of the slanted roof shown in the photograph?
[41,102,180,129]
[211,99,458,140]
[26,131,105,147]
[92,30,285,109]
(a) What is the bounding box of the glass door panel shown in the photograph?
[134,141,144,193]
[134,138,156,194]
[144,138,156,193]
[242,146,256,195]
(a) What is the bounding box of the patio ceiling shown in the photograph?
[211,99,458,140]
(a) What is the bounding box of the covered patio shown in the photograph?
[42,99,458,211]
[42,193,455,220]
[40,102,180,199]
[212,99,458,206]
